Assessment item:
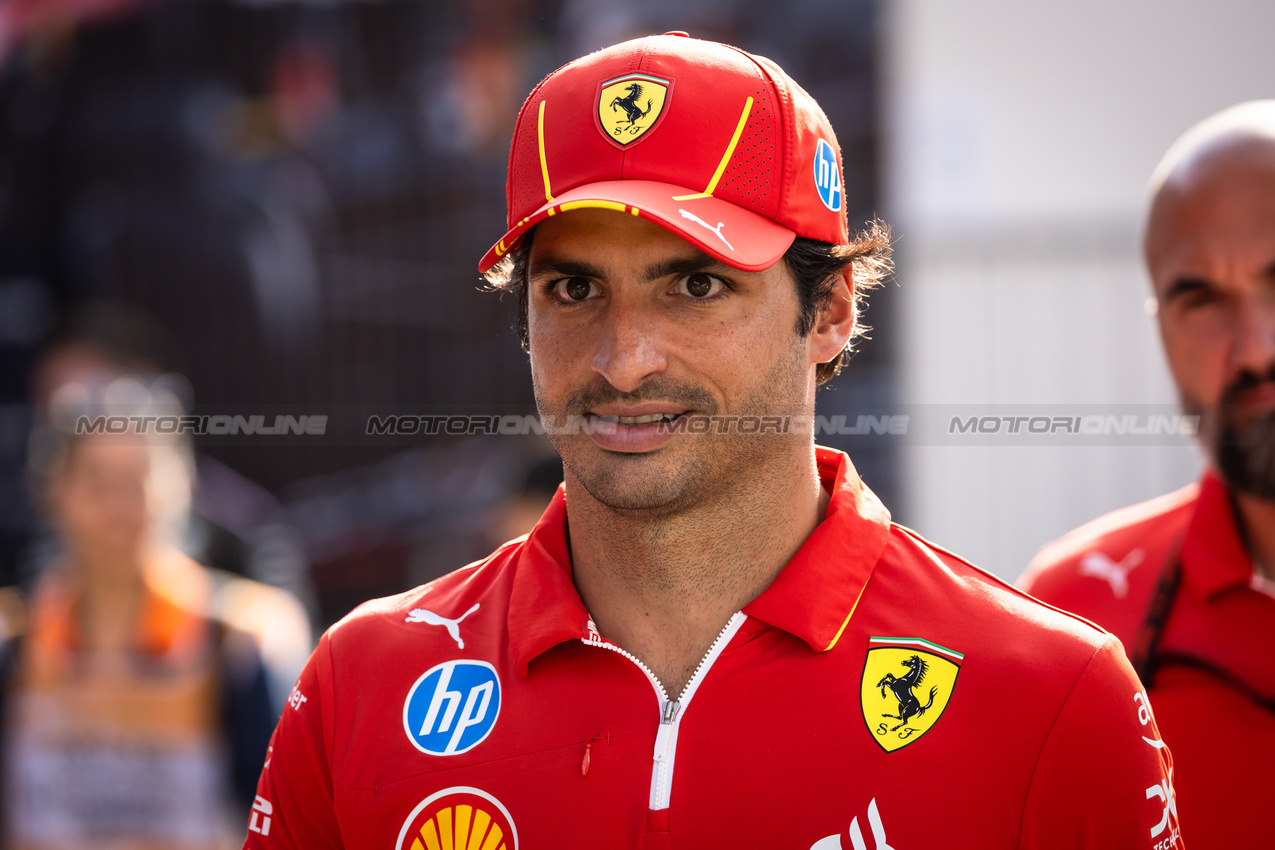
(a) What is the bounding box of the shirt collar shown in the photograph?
[1181,469,1255,600]
[507,447,892,675]
[741,447,892,651]
[507,489,589,677]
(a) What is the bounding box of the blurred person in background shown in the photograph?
[1021,101,1275,848]
[0,306,311,848]
[24,304,315,700]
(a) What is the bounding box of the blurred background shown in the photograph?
[0,0,1270,639]
[885,0,1275,575]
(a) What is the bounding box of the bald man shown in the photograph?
[1021,101,1275,848]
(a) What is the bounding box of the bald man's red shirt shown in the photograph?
[1022,470,1273,850]
[246,448,1180,850]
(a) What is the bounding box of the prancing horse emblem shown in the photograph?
[610,83,653,132]
[876,655,938,731]
[860,638,962,753]
[596,74,671,148]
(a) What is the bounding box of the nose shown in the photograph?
[591,299,667,393]
[1231,293,1275,375]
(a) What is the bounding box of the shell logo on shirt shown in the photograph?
[860,636,963,753]
[395,787,518,850]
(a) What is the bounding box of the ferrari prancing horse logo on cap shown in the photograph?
[860,636,962,753]
[597,73,672,148]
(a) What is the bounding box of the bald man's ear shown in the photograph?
[808,268,856,366]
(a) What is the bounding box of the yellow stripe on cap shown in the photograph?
[672,96,754,201]
[559,200,628,213]
[538,100,554,203]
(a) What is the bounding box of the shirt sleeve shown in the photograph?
[1020,636,1183,850]
[242,632,343,850]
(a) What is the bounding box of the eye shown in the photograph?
[1179,289,1218,310]
[551,276,598,302]
[1163,278,1218,313]
[675,272,727,299]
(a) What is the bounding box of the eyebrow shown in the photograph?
[527,257,605,281]
[1161,276,1212,302]
[528,251,732,283]
[641,253,731,281]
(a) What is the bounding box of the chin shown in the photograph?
[1214,407,1275,501]
[567,427,796,515]
[566,447,708,513]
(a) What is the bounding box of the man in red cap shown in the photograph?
[1021,101,1275,849]
[247,35,1181,849]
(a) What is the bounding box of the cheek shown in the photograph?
[57,483,110,541]
[1160,321,1229,403]
[719,295,799,363]
[528,311,587,393]
[695,322,755,379]
[681,310,800,397]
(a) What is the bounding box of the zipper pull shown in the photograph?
[653,700,680,762]
[581,731,609,776]
[653,724,672,763]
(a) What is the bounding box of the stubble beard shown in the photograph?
[1189,368,1275,501]
[536,341,813,516]
[1215,410,1275,501]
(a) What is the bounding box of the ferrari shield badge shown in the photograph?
[860,636,962,752]
[596,73,671,147]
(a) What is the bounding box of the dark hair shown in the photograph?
[483,218,892,384]
[40,300,185,377]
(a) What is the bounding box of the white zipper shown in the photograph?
[582,612,746,810]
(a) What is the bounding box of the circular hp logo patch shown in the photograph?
[403,660,501,756]
[812,138,843,212]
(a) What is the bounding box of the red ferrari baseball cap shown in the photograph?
[478,32,850,273]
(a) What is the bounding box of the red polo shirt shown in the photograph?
[1022,470,1272,849]
[247,448,1180,850]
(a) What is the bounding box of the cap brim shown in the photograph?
[478,180,796,273]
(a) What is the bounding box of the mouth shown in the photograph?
[1233,383,1275,408]
[588,411,687,426]
[581,409,693,453]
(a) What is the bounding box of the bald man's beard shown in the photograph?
[1191,368,1275,501]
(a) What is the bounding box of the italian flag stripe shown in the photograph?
[607,73,670,85]
[868,636,964,662]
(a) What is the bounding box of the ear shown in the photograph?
[807,267,856,366]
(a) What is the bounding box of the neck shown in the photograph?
[567,444,829,700]
[1235,492,1275,577]
[71,546,147,655]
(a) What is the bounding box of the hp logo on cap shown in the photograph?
[403,660,502,756]
[813,138,843,212]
